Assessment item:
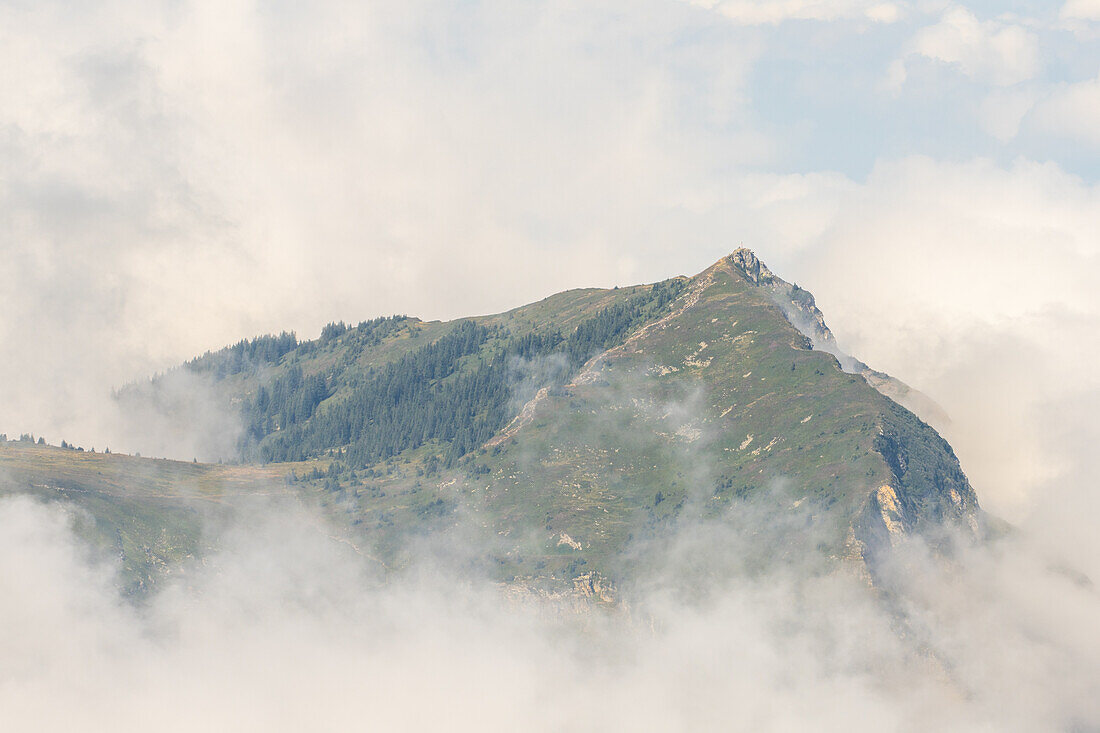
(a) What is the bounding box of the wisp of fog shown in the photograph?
[1,479,1098,732]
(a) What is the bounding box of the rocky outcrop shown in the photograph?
[849,408,985,576]
[728,248,776,285]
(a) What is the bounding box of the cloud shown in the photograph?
[3,477,1100,731]
[972,74,1100,150]
[892,7,1040,87]
[1061,0,1100,21]
[1028,73,1100,148]
[685,0,903,24]
[977,87,1040,141]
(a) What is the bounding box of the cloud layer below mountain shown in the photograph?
[1,491,1098,732]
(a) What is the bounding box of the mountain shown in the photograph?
[0,249,987,595]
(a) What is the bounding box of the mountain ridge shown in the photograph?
[1,249,987,595]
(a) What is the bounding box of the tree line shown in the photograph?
[240,280,685,468]
[185,331,300,379]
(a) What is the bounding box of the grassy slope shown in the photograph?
[407,255,981,585]
[0,442,297,593]
[462,258,885,582]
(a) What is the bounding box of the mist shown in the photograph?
[2,474,1098,732]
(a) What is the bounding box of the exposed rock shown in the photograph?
[727,247,776,285]
[572,571,616,604]
[557,532,583,551]
[873,485,909,546]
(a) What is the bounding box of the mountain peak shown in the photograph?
[726,247,775,285]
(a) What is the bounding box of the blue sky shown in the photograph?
[673,3,1100,179]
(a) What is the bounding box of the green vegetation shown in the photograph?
[186,331,299,378]
[4,251,984,595]
[256,320,496,464]
[0,441,293,594]
[241,280,685,467]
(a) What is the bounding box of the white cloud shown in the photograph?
[978,87,1040,141]
[899,7,1040,86]
[1061,0,1100,21]
[687,0,903,24]
[1028,73,1100,148]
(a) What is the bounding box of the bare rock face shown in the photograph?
[728,248,775,285]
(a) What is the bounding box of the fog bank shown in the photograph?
[2,493,1097,732]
